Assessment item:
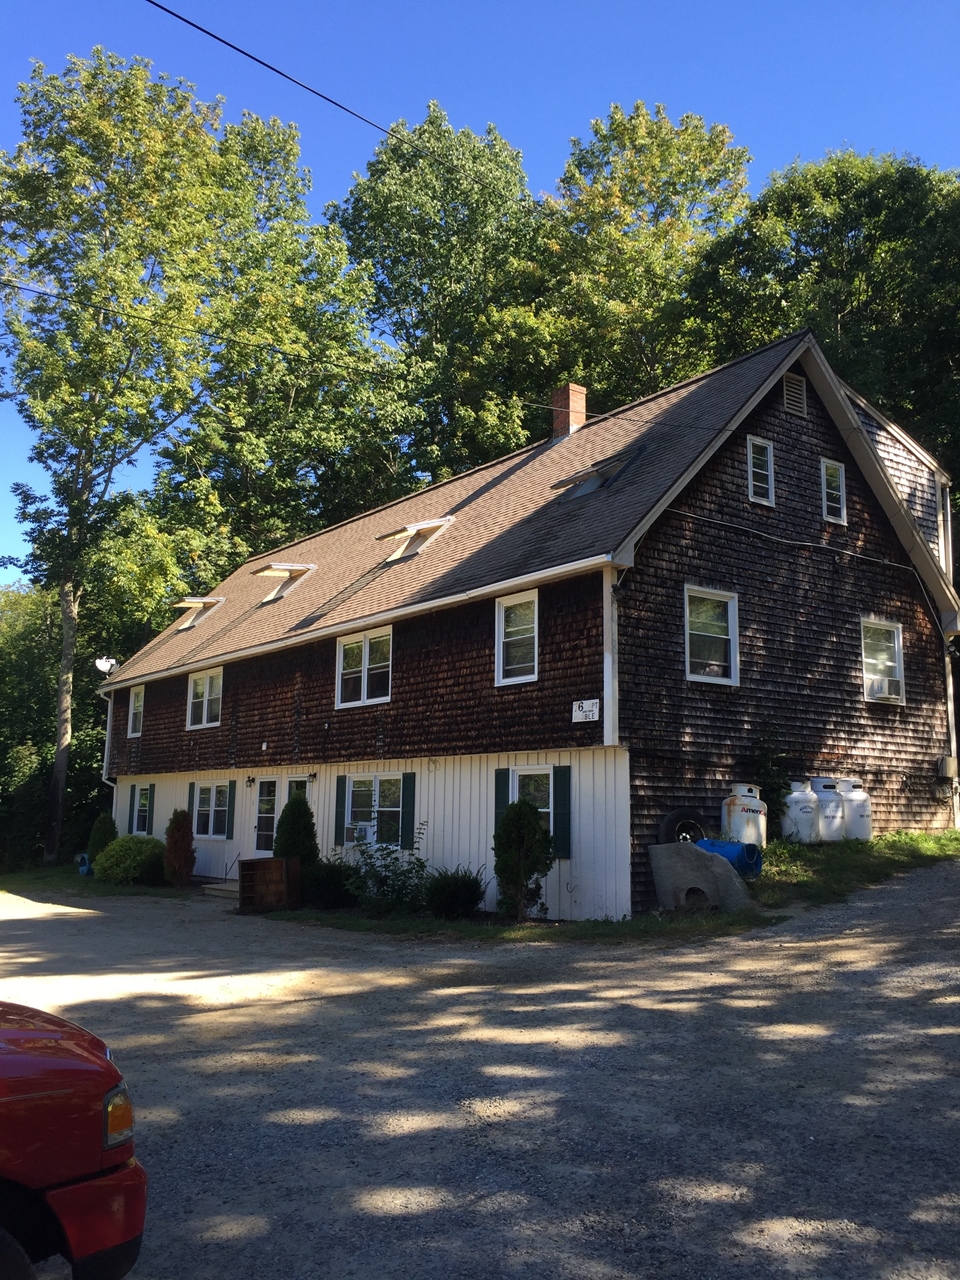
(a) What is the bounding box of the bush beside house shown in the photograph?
[164,809,196,887]
[93,835,166,885]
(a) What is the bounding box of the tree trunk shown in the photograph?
[43,581,79,864]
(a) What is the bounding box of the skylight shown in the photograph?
[251,562,315,602]
[376,517,455,561]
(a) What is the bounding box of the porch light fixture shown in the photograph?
[245,776,256,788]
[307,772,318,782]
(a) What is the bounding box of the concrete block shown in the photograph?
[648,842,752,913]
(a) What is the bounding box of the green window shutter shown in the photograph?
[127,784,136,835]
[400,773,416,850]
[146,783,156,837]
[494,768,510,839]
[187,781,195,830]
[225,780,237,840]
[334,775,347,847]
[552,765,571,859]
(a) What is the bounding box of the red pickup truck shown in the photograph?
[0,1002,147,1279]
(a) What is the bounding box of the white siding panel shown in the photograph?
[115,747,631,917]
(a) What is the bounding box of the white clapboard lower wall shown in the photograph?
[114,746,631,921]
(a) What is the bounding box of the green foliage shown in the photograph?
[87,812,118,859]
[740,730,792,834]
[93,834,166,885]
[425,865,487,920]
[346,835,429,914]
[686,151,960,479]
[301,857,359,910]
[753,829,960,908]
[493,798,555,923]
[163,808,196,887]
[273,791,320,864]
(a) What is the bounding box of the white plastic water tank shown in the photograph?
[721,783,768,847]
[838,777,873,840]
[811,777,844,841]
[782,780,820,844]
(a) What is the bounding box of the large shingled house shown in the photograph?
[99,332,960,917]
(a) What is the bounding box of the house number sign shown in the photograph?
[572,699,599,722]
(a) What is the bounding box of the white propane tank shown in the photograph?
[782,780,820,844]
[838,777,873,840]
[811,777,844,841]
[721,783,768,847]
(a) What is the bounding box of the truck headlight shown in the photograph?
[103,1084,135,1148]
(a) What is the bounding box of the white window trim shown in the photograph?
[495,589,538,686]
[335,627,393,709]
[861,618,905,705]
[511,767,553,833]
[746,436,775,507]
[821,458,848,525]
[127,685,144,738]
[938,483,953,581]
[134,785,151,834]
[344,773,402,846]
[185,667,223,730]
[684,585,740,687]
[194,780,230,841]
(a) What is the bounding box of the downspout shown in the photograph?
[602,564,620,748]
[99,689,117,821]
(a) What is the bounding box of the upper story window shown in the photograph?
[747,436,775,506]
[337,628,392,707]
[861,620,904,704]
[822,459,847,524]
[685,586,740,686]
[128,686,144,737]
[187,668,222,729]
[496,590,538,685]
[783,372,807,417]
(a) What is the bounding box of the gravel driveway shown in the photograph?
[3,865,960,1280]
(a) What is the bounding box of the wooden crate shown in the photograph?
[238,856,301,914]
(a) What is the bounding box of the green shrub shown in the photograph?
[86,812,118,860]
[493,798,555,922]
[347,836,429,913]
[274,791,320,864]
[164,809,196,887]
[94,835,166,886]
[302,857,359,909]
[425,866,487,919]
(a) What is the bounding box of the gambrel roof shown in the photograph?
[104,331,960,689]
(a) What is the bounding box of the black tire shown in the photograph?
[0,1227,38,1280]
[658,807,708,844]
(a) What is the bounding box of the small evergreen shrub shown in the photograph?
[425,866,487,920]
[164,808,196,887]
[493,798,555,922]
[302,857,359,909]
[274,792,320,864]
[94,835,167,886]
[87,812,119,860]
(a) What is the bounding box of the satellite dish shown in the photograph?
[95,657,118,675]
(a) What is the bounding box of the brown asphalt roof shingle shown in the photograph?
[106,332,809,687]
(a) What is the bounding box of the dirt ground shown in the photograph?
[3,865,960,1280]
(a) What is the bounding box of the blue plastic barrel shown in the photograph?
[78,853,94,877]
[696,838,762,881]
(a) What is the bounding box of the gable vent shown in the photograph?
[783,372,807,417]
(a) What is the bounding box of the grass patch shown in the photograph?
[752,829,960,908]
[267,905,781,945]
[0,862,191,899]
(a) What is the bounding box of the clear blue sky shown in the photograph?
[2,0,959,562]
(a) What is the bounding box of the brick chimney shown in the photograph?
[552,383,587,438]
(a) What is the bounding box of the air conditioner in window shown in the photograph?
[353,822,375,844]
[869,677,902,702]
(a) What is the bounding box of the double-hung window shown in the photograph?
[861,620,904,703]
[337,629,391,707]
[187,669,222,728]
[345,774,402,845]
[195,783,230,837]
[822,459,847,524]
[515,769,552,832]
[496,591,538,685]
[134,785,150,833]
[128,686,144,737]
[685,587,739,685]
[747,436,775,506]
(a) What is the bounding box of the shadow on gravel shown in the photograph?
[9,875,960,1280]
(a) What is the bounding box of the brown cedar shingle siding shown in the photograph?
[620,376,951,913]
[852,401,943,554]
[108,574,605,775]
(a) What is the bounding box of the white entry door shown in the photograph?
[255,780,277,852]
